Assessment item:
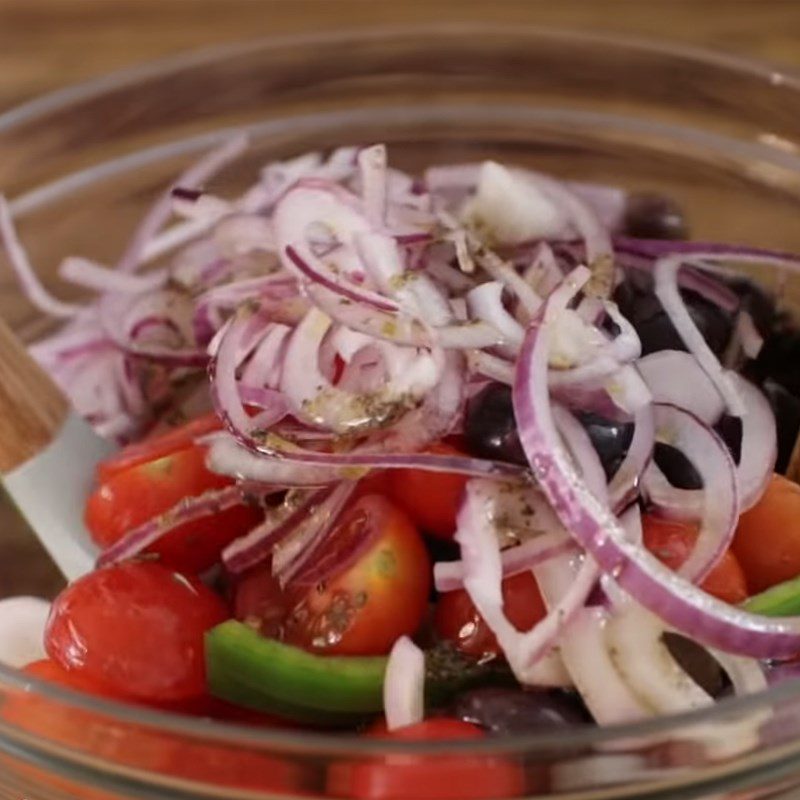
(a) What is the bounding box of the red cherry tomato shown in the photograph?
[434,571,547,659]
[86,416,262,574]
[97,412,223,482]
[733,474,800,593]
[45,561,228,702]
[281,494,430,656]
[388,443,469,540]
[24,659,132,701]
[642,514,748,604]
[327,719,524,800]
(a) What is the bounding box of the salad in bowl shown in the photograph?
[2,137,800,794]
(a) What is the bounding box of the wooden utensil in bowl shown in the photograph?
[0,315,112,580]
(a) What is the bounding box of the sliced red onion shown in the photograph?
[552,404,608,504]
[0,196,83,318]
[98,485,246,567]
[280,308,440,433]
[641,462,704,522]
[637,350,724,425]
[286,245,399,312]
[273,482,356,584]
[356,231,453,326]
[358,145,388,228]
[541,603,649,726]
[466,282,524,352]
[607,602,714,713]
[466,350,514,385]
[651,403,739,582]
[731,373,777,511]
[117,133,249,274]
[206,434,341,485]
[240,323,292,390]
[654,255,745,416]
[59,257,168,294]
[454,479,597,683]
[384,636,425,731]
[608,401,655,510]
[0,596,50,668]
[513,265,800,659]
[473,246,542,318]
[434,530,577,593]
[222,487,333,574]
[522,243,564,298]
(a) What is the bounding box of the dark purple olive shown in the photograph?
[761,379,800,474]
[726,276,778,338]
[714,415,743,465]
[623,192,688,240]
[448,687,592,735]
[614,278,733,357]
[751,326,800,397]
[653,442,702,490]
[575,412,634,481]
[663,633,728,698]
[464,383,528,466]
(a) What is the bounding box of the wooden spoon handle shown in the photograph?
[0,316,68,473]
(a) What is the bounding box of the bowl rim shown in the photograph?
[2,23,800,763]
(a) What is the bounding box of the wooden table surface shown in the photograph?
[1,0,799,599]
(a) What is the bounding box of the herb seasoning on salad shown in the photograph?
[3,140,800,759]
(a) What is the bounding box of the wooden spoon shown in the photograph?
[0,315,112,580]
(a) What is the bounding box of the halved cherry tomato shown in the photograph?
[45,561,228,702]
[388,443,468,540]
[642,514,748,604]
[733,474,800,593]
[434,571,548,659]
[24,658,134,701]
[86,416,262,574]
[280,494,430,656]
[327,719,525,800]
[96,412,223,482]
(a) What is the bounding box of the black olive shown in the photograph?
[623,192,688,240]
[760,379,800,474]
[575,412,634,481]
[726,276,778,338]
[750,326,800,397]
[448,687,592,735]
[464,383,528,465]
[653,442,703,490]
[714,415,743,465]
[663,633,730,699]
[614,277,733,357]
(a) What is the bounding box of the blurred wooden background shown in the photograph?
[1,0,799,598]
[2,0,800,111]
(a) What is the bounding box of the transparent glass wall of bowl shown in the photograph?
[1,26,800,800]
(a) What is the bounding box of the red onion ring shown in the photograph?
[512,266,800,659]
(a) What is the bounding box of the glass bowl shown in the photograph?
[2,24,800,800]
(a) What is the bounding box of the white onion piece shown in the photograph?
[0,597,50,667]
[383,636,425,731]
[654,255,745,416]
[461,161,566,244]
[607,603,714,714]
[548,604,650,725]
[730,373,777,511]
[466,350,514,385]
[638,350,724,425]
